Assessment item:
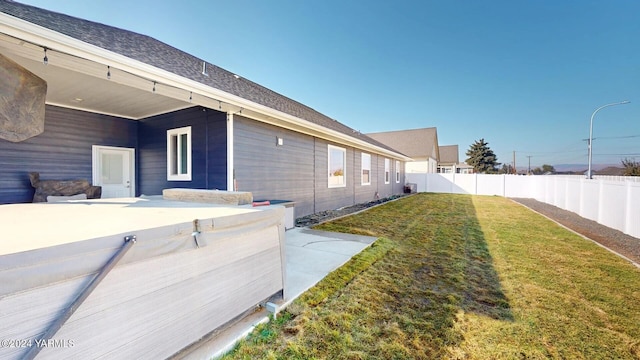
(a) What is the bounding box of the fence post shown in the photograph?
[424,173,429,192]
[578,177,585,218]
[474,174,478,195]
[625,181,632,236]
[597,179,604,224]
[564,177,569,210]
[502,174,506,197]
[451,172,455,194]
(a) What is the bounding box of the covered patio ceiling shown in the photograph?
[0,32,193,120]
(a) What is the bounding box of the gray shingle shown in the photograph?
[438,145,459,165]
[367,127,438,160]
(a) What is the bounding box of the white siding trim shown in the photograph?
[384,158,390,184]
[167,126,192,181]
[227,112,234,191]
[92,145,136,197]
[328,144,347,188]
[361,153,371,186]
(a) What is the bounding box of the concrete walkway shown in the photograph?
[178,227,378,360]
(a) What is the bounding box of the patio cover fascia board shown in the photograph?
[0,12,412,162]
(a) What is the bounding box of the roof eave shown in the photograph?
[0,11,411,161]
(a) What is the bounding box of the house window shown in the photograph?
[361,153,371,185]
[396,160,400,183]
[384,158,390,184]
[328,145,346,188]
[167,126,192,181]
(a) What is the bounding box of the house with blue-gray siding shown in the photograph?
[0,0,411,217]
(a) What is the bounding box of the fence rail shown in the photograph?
[406,173,640,239]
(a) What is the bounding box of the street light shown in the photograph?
[587,100,630,179]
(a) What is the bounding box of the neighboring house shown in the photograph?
[367,127,439,174]
[456,163,474,174]
[437,145,458,173]
[0,1,411,217]
[437,144,474,174]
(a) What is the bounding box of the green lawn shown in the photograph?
[223,193,640,359]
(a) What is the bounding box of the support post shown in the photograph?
[227,112,235,191]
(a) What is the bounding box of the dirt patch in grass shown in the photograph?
[224,193,640,360]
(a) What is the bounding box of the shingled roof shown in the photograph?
[438,145,459,165]
[0,0,402,155]
[367,127,439,161]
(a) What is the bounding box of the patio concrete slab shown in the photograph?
[178,227,378,360]
[285,228,377,298]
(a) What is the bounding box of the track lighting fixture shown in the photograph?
[7,38,254,120]
[25,41,251,118]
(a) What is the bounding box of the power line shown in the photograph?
[593,134,640,140]
[593,153,640,156]
[514,148,584,155]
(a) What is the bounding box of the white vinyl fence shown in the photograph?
[406,173,640,239]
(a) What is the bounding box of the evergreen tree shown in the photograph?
[465,138,499,173]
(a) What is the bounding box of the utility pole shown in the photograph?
[527,155,532,175]
[513,151,516,174]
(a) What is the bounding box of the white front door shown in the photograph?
[92,145,135,198]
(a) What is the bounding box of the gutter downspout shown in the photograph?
[22,236,137,360]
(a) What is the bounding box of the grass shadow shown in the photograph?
[449,194,513,321]
[224,193,640,359]
[312,193,513,357]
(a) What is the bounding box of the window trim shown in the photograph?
[384,158,390,184]
[328,144,347,188]
[361,153,371,186]
[396,160,401,183]
[167,126,192,181]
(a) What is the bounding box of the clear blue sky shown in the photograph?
[19,0,639,168]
